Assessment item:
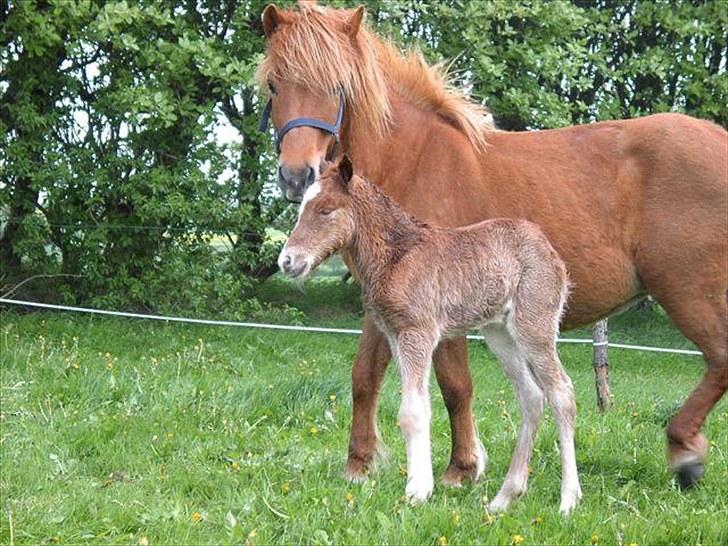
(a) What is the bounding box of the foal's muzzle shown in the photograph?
[278,250,310,278]
[278,165,316,203]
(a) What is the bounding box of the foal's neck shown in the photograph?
[346,178,426,286]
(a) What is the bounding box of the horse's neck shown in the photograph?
[346,180,424,286]
[344,92,440,193]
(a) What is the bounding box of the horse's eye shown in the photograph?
[320,208,334,216]
[268,82,277,94]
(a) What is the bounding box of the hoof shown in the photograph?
[441,441,487,487]
[441,463,478,487]
[406,478,434,505]
[676,461,704,489]
[344,456,370,483]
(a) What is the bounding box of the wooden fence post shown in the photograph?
[592,319,612,411]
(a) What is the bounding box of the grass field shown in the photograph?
[1,273,727,545]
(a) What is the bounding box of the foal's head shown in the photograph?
[278,156,357,279]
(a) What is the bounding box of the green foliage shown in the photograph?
[2,1,726,312]
[370,0,727,130]
[1,0,279,313]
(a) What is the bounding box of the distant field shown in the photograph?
[1,276,726,545]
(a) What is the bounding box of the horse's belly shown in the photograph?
[558,246,643,330]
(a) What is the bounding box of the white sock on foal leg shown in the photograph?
[399,386,433,503]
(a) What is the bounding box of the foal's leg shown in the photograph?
[521,339,582,514]
[482,324,545,513]
[346,316,392,481]
[434,337,486,486]
[346,320,478,483]
[395,330,438,503]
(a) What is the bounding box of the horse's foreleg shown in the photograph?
[434,337,485,487]
[345,316,392,481]
[395,331,437,503]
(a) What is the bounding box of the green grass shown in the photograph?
[1,276,726,545]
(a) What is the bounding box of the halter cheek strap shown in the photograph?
[258,90,345,158]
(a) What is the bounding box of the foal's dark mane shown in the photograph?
[346,173,428,267]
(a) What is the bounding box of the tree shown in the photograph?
[1,0,281,313]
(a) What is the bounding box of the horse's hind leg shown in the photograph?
[644,285,727,487]
[520,337,582,514]
[434,337,486,487]
[482,324,545,513]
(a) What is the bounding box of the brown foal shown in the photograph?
[259,2,728,489]
[279,156,581,513]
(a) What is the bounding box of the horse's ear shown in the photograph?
[338,154,354,186]
[262,4,284,38]
[345,6,365,37]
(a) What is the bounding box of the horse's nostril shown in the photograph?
[282,255,292,268]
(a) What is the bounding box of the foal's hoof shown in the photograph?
[406,479,434,505]
[675,461,704,489]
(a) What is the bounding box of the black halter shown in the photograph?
[258,90,345,158]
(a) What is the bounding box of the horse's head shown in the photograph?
[278,155,356,279]
[257,2,388,202]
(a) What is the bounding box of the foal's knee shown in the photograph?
[399,394,429,437]
[549,379,576,424]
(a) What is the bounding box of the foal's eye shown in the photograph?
[319,208,334,216]
[268,82,277,94]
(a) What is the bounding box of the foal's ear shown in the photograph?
[338,154,354,186]
[262,4,285,38]
[345,6,365,37]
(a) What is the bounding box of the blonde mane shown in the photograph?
[256,2,493,149]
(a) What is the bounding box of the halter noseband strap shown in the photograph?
[258,90,345,158]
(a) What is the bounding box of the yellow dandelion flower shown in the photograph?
[591,534,599,544]
[281,482,290,493]
[231,461,240,471]
[248,528,258,538]
[512,534,524,545]
[437,536,448,546]
[345,492,355,503]
[628,543,638,546]
[309,426,318,435]
[106,362,113,370]
[139,537,149,546]
[329,394,337,401]
[452,511,461,524]
[532,516,543,525]
[191,511,203,523]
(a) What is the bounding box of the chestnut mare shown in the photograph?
[278,156,581,512]
[258,2,728,488]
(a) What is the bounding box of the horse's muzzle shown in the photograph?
[279,165,316,203]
